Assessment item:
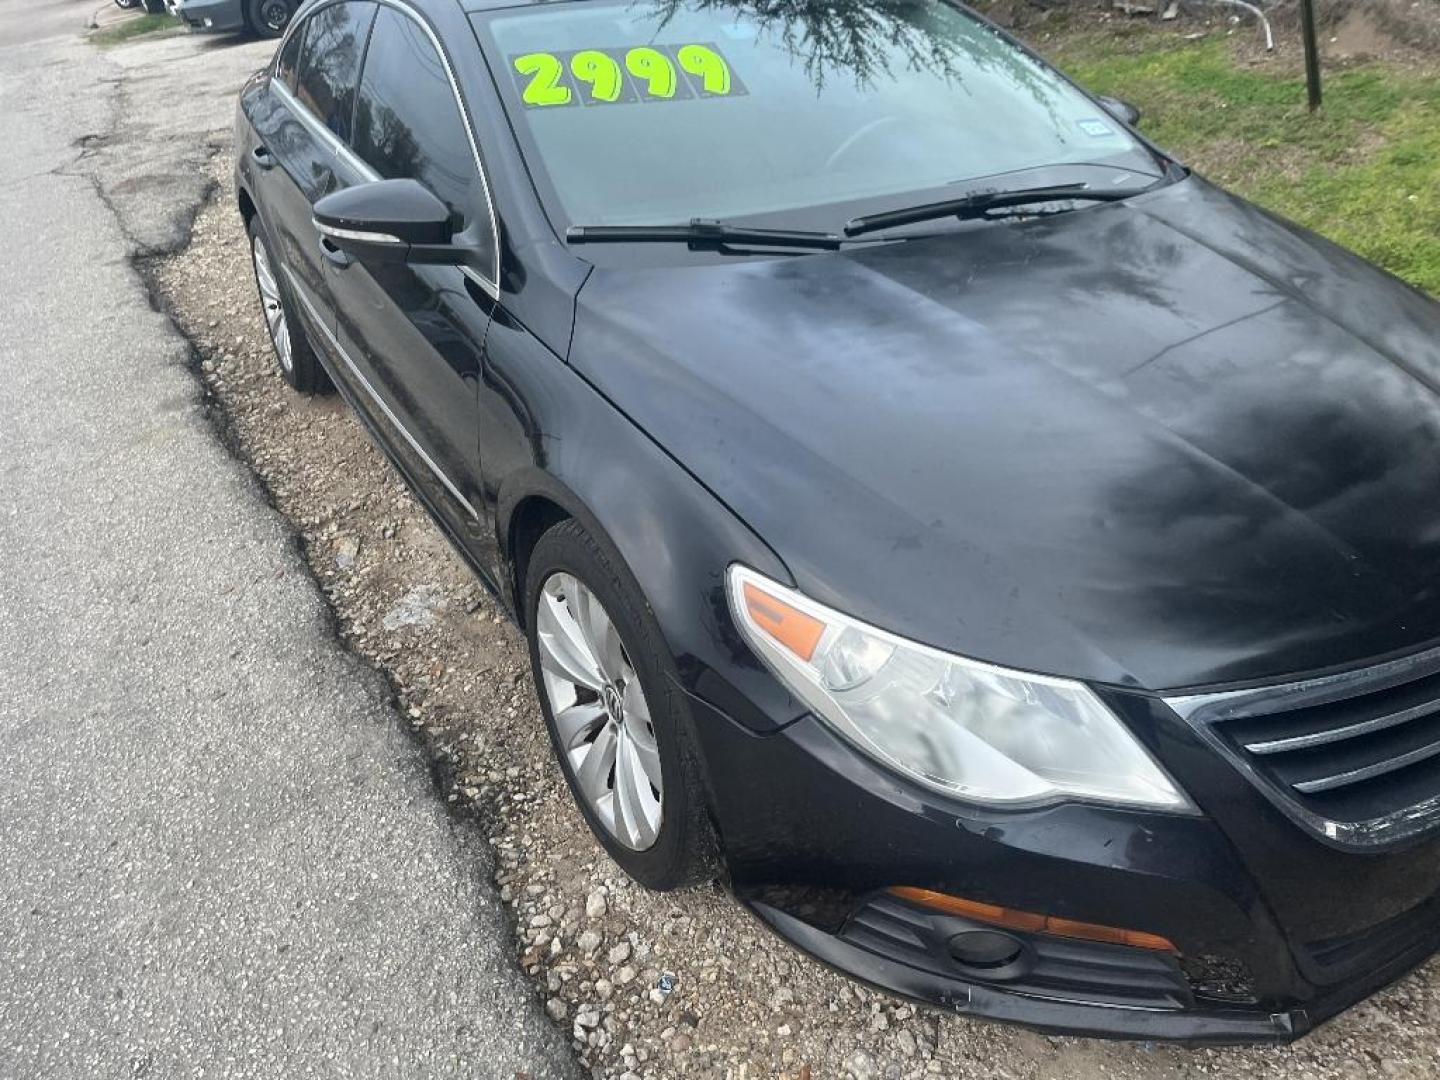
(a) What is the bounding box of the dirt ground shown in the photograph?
[150,140,1440,1079]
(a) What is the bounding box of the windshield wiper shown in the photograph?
[566,218,842,250]
[843,183,1150,238]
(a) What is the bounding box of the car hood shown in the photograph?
[568,176,1440,691]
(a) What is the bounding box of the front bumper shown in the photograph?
[750,899,1296,1043]
[686,688,1440,1043]
[166,0,245,32]
[747,890,1440,1044]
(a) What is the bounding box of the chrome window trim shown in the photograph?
[283,264,483,520]
[269,0,502,295]
[461,264,500,301]
[272,78,377,180]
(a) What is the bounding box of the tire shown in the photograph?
[114,0,141,10]
[246,214,328,395]
[525,518,719,891]
[139,0,165,12]
[245,0,293,37]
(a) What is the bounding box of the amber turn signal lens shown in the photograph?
[889,887,1176,952]
[742,581,826,661]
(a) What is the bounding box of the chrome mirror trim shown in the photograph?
[313,218,405,246]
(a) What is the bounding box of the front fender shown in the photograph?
[483,322,800,733]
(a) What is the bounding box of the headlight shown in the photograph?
[727,565,1193,812]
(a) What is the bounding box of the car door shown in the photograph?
[250,1,375,337]
[326,4,498,534]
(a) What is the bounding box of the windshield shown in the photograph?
[475,0,1162,230]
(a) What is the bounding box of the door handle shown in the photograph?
[318,234,353,268]
[251,145,276,171]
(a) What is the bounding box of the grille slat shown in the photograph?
[1291,736,1440,794]
[1169,645,1440,848]
[1244,698,1440,755]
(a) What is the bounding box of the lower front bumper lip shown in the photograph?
[747,900,1304,1045]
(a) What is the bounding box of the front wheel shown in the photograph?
[245,0,293,37]
[525,519,719,890]
[246,215,327,394]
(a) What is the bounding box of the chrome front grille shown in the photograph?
[1167,645,1440,849]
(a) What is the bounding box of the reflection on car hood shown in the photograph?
[569,176,1440,691]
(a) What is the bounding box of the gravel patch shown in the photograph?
[152,149,1440,1080]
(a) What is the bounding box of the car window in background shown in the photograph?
[294,0,378,141]
[352,8,485,238]
[477,0,1163,229]
[275,17,306,91]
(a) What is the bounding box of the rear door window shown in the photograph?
[351,7,484,235]
[294,0,378,142]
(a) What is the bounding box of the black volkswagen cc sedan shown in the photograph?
[235,0,1440,1042]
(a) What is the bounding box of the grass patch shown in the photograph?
[91,13,181,46]
[1045,32,1440,293]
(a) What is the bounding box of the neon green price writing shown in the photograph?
[677,44,730,95]
[570,50,624,103]
[624,47,677,99]
[510,44,743,108]
[513,52,571,107]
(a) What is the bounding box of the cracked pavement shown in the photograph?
[0,6,579,1078]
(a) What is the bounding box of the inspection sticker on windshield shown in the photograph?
[1077,117,1114,137]
[510,44,747,108]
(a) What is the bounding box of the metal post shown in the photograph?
[1298,0,1322,111]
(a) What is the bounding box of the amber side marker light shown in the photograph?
[741,581,826,661]
[889,887,1176,952]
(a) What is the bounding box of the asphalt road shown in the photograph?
[0,0,100,45]
[0,16,577,1080]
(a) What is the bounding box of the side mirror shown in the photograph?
[312,178,464,265]
[1097,95,1142,127]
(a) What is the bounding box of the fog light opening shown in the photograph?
[947,929,1025,971]
[890,886,1176,953]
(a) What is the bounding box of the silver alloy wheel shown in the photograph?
[536,572,663,851]
[251,233,293,374]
